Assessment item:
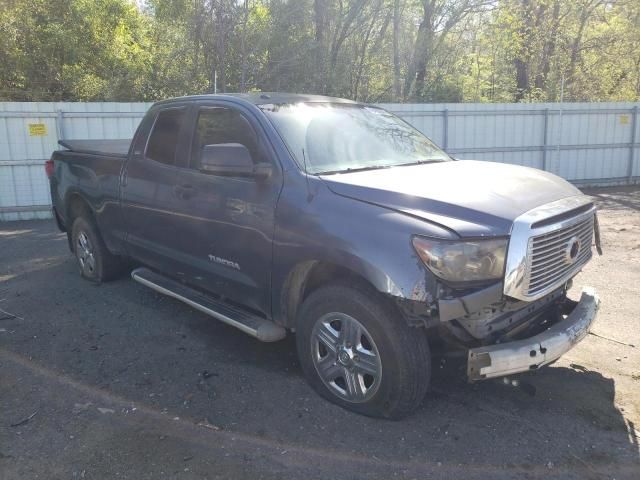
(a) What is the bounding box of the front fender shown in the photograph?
[271,174,457,326]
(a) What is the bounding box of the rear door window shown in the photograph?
[146,107,187,166]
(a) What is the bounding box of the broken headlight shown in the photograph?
[412,236,507,283]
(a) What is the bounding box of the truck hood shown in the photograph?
[320,160,582,237]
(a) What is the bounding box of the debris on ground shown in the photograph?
[10,410,37,427]
[0,306,24,321]
[589,331,636,348]
[197,418,221,431]
[73,402,92,414]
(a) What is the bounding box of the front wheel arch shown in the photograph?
[280,260,396,329]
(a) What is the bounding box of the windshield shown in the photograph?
[259,103,450,174]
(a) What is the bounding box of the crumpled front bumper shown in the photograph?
[467,287,600,381]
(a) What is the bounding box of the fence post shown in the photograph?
[55,109,65,141]
[443,108,449,151]
[541,108,549,171]
[628,106,638,184]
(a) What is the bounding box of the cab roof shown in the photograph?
[153,92,358,107]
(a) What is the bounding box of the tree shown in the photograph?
[404,0,492,101]
[1,0,639,102]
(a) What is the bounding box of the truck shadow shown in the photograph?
[583,185,640,212]
[425,354,639,475]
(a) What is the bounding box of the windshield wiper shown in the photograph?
[317,165,391,175]
[395,159,445,167]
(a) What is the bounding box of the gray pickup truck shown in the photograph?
[47,93,601,418]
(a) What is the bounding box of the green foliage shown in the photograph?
[0,0,638,102]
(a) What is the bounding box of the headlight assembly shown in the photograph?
[412,236,507,283]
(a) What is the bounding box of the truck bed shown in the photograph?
[58,139,131,157]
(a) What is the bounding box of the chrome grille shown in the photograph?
[504,196,596,302]
[525,213,594,297]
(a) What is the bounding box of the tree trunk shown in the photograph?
[566,1,603,99]
[214,1,232,93]
[192,0,204,83]
[353,3,383,100]
[514,58,528,101]
[405,2,433,100]
[313,0,327,93]
[392,0,401,100]
[534,0,560,95]
[513,0,532,102]
[406,21,432,100]
[240,0,248,92]
[328,0,368,89]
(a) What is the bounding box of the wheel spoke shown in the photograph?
[78,233,88,251]
[76,231,95,275]
[344,369,365,399]
[316,322,339,353]
[316,355,341,382]
[82,257,91,275]
[339,316,361,347]
[353,348,379,377]
[86,253,96,271]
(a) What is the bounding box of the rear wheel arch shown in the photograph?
[65,192,95,228]
[62,193,95,252]
[64,193,124,276]
[52,206,66,232]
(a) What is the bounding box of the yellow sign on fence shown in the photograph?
[28,123,48,136]
[619,115,630,125]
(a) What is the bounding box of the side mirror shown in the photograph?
[200,143,272,179]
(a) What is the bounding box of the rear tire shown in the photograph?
[296,282,431,419]
[71,216,125,282]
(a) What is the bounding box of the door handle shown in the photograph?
[174,184,196,199]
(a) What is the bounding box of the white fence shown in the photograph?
[1,101,639,221]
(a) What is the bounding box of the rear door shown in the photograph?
[120,103,193,274]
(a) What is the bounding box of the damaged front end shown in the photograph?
[432,278,599,381]
[430,196,602,382]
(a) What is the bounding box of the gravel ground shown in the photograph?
[0,186,638,479]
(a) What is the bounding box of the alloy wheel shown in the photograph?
[310,312,382,403]
[76,231,96,276]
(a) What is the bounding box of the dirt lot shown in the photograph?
[0,186,639,480]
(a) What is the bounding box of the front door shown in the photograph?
[174,103,282,315]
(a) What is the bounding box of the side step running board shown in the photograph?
[131,267,286,342]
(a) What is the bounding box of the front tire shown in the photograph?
[296,283,431,419]
[71,216,125,282]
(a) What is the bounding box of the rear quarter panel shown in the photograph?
[52,150,126,254]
